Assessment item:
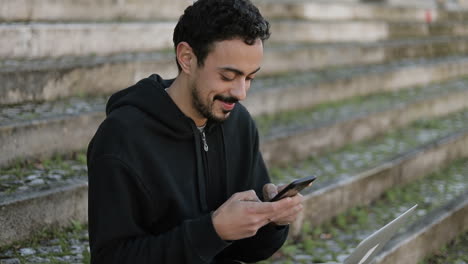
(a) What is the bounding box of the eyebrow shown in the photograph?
[218,66,261,76]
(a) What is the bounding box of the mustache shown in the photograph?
[214,95,239,104]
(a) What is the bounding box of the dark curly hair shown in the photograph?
[173,0,271,71]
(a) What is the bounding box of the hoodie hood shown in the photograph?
[106,74,194,139]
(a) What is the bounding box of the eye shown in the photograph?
[246,76,255,81]
[221,75,234,82]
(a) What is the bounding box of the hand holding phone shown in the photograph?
[270,175,316,202]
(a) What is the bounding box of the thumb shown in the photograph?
[277,184,287,193]
[263,183,278,201]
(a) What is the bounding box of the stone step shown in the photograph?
[2,21,468,60]
[276,115,468,238]
[267,108,468,183]
[263,36,468,77]
[269,20,468,44]
[257,78,468,166]
[0,22,175,60]
[0,96,105,168]
[418,231,468,264]
[2,0,460,23]
[0,0,190,22]
[443,10,468,21]
[0,52,177,105]
[268,158,468,264]
[255,0,441,22]
[266,109,468,227]
[0,180,88,250]
[385,0,437,8]
[0,221,90,263]
[1,108,467,255]
[375,194,468,264]
[1,71,468,170]
[247,55,468,116]
[0,51,176,106]
[3,40,468,106]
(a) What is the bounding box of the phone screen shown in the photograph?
[270,175,316,202]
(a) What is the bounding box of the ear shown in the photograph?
[176,42,197,74]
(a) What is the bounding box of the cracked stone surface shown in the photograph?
[250,56,468,94]
[0,154,87,199]
[268,108,468,186]
[0,228,89,264]
[256,78,468,140]
[0,96,107,126]
[421,230,468,263]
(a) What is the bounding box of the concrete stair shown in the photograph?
[248,55,468,115]
[255,0,439,22]
[3,21,468,60]
[1,0,465,23]
[418,230,468,263]
[269,20,468,43]
[1,0,467,263]
[2,105,468,259]
[1,0,464,22]
[0,0,189,22]
[258,79,468,166]
[0,96,105,167]
[268,157,468,263]
[2,71,468,167]
[4,38,468,105]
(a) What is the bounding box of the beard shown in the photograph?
[191,82,238,124]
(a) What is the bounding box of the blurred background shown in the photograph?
[0,0,467,263]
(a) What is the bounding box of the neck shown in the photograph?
[166,75,207,127]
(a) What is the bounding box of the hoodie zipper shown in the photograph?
[201,131,209,152]
[200,129,210,211]
[193,126,209,211]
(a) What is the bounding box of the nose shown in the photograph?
[230,78,249,101]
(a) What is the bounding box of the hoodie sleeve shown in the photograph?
[219,224,288,263]
[88,155,231,264]
[218,124,289,262]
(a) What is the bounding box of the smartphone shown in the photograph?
[270,175,317,202]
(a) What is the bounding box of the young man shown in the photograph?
[87,0,304,263]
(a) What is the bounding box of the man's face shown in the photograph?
[189,38,263,123]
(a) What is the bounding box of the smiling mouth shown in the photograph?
[220,100,236,111]
[214,95,238,112]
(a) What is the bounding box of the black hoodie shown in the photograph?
[87,74,288,263]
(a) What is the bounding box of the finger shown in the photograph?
[268,193,303,213]
[260,194,303,218]
[250,198,291,221]
[234,190,261,202]
[243,200,276,215]
[263,183,278,201]
[275,199,303,215]
[290,193,304,204]
[276,193,303,206]
[271,204,303,223]
[272,213,297,226]
[270,196,295,210]
[275,203,302,219]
